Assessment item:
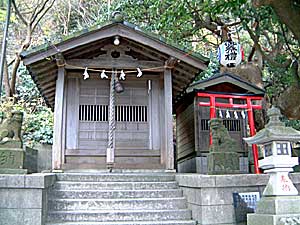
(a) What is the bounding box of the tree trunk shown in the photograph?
[278,84,300,119]
[9,26,32,96]
[3,59,11,97]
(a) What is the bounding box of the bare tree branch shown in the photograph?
[3,59,11,97]
[253,0,300,41]
[245,23,291,68]
[32,0,55,31]
[30,0,50,25]
[12,0,28,25]
[7,0,55,97]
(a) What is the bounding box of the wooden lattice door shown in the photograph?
[65,77,157,167]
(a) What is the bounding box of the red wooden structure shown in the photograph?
[197,92,263,174]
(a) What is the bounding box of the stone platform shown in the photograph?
[175,173,300,225]
[1,172,300,225]
[0,173,56,225]
[248,196,300,225]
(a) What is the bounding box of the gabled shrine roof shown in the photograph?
[21,21,209,109]
[186,72,265,95]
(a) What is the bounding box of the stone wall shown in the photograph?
[24,147,38,173]
[178,156,249,174]
[34,144,52,172]
[176,173,300,225]
[0,173,56,225]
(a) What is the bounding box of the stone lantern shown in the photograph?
[245,107,300,225]
[244,107,300,196]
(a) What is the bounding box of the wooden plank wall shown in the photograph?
[196,105,210,154]
[176,103,195,160]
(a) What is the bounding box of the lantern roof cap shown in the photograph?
[244,106,300,144]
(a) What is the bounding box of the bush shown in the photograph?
[12,66,54,146]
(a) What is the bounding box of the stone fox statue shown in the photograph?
[209,118,239,153]
[207,118,240,174]
[0,111,23,144]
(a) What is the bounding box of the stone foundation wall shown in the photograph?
[177,156,249,174]
[0,173,56,225]
[176,173,300,225]
[34,144,52,172]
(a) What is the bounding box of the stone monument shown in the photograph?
[207,118,240,174]
[244,107,300,225]
[0,111,27,174]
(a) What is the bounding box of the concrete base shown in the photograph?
[24,147,38,173]
[207,152,240,175]
[177,156,249,174]
[248,196,300,225]
[0,168,28,174]
[0,173,56,225]
[34,144,52,172]
[0,147,38,174]
[177,157,197,173]
[176,173,300,225]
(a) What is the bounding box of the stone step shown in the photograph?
[53,181,178,190]
[64,169,176,173]
[49,197,187,211]
[46,220,196,225]
[56,173,175,182]
[47,209,192,222]
[50,189,183,199]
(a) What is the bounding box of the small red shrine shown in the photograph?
[175,73,265,174]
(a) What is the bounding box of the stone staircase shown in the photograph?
[46,172,196,225]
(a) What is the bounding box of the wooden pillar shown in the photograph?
[209,96,216,145]
[52,67,66,170]
[163,67,174,169]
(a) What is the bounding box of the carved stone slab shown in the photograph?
[0,148,25,170]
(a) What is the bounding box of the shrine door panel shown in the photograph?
[79,79,109,151]
[66,78,151,154]
[66,78,109,153]
[114,80,149,150]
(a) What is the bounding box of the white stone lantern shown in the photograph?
[244,107,300,196]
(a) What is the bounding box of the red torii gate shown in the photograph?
[197,91,263,174]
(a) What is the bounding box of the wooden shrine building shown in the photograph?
[175,73,265,174]
[21,21,208,170]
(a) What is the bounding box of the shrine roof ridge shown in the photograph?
[20,20,209,64]
[194,90,264,97]
[187,72,265,95]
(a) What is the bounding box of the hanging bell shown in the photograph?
[115,80,124,93]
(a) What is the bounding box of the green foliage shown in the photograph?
[0,97,17,118]
[0,67,53,146]
[195,51,220,81]
[2,0,300,145]
[263,59,296,100]
[14,66,53,146]
[286,120,300,131]
[282,117,300,131]
[0,8,6,22]
[22,106,53,146]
